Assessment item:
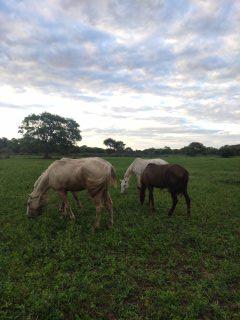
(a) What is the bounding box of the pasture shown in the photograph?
[0,156,240,319]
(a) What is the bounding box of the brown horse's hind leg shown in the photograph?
[103,191,114,228]
[57,190,75,220]
[71,191,83,210]
[183,190,191,216]
[168,191,178,216]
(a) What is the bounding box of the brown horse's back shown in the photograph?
[140,163,190,215]
[141,163,189,194]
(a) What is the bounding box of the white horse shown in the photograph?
[120,158,169,193]
[27,157,117,230]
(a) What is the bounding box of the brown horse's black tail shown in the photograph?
[182,170,189,193]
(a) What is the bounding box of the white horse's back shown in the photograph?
[47,157,115,191]
[131,158,169,175]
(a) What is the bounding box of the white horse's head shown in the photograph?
[120,178,129,193]
[26,193,48,217]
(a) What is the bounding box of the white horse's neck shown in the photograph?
[124,162,134,180]
[32,170,50,197]
[124,158,148,179]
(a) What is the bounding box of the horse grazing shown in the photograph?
[140,163,191,216]
[27,157,117,230]
[120,158,168,193]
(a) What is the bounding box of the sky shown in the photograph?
[0,0,239,149]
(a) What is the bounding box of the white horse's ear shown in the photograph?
[120,179,123,182]
[28,193,39,199]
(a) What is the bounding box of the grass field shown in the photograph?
[0,156,240,319]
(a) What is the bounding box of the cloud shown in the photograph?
[85,124,220,138]
[0,0,239,148]
[0,101,45,110]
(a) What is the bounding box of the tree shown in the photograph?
[9,138,21,154]
[103,138,116,151]
[124,147,134,153]
[219,145,238,157]
[114,140,125,152]
[181,142,206,156]
[162,146,172,155]
[0,137,9,150]
[103,138,125,152]
[19,112,82,158]
[205,146,218,156]
[0,137,11,158]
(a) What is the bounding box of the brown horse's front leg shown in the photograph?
[183,190,191,216]
[168,192,178,216]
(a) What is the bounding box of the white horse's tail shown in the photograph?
[110,166,117,188]
[87,164,117,197]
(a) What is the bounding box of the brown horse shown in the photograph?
[27,157,117,230]
[140,163,191,216]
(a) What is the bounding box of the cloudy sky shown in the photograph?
[0,0,239,149]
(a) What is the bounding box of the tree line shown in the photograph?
[0,112,239,158]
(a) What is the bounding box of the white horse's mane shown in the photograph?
[34,170,46,187]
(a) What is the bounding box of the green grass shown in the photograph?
[0,156,240,319]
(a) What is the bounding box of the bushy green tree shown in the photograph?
[181,142,206,156]
[19,112,82,158]
[103,138,125,152]
[219,145,240,157]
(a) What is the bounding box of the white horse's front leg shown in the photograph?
[57,190,75,220]
[136,175,141,189]
[59,200,67,216]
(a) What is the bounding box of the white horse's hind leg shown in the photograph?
[68,207,75,220]
[71,191,83,210]
[92,194,102,231]
[137,175,141,188]
[104,191,114,228]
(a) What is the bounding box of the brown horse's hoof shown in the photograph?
[168,210,173,217]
